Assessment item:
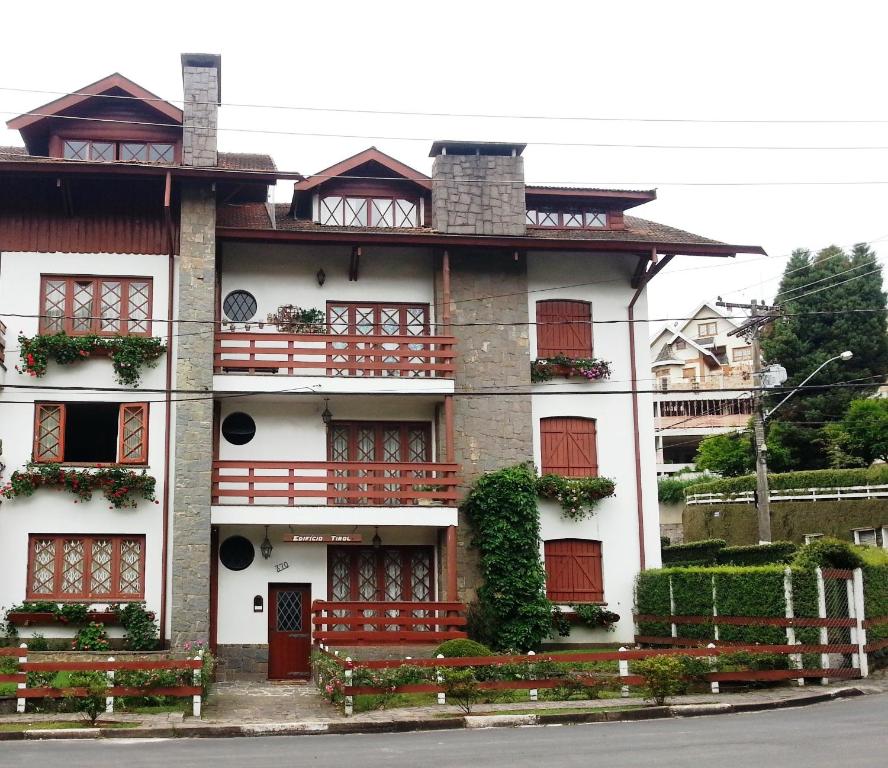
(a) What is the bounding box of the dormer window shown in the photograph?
[320,195,419,228]
[63,139,175,164]
[526,209,608,229]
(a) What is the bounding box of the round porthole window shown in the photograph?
[223,290,257,323]
[221,412,256,445]
[219,535,255,571]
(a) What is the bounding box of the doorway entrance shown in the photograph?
[268,583,311,680]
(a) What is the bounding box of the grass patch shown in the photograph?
[0,684,16,696]
[117,702,189,715]
[0,720,139,732]
[477,705,645,717]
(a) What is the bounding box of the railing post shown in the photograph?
[668,576,677,640]
[193,651,203,718]
[618,647,630,698]
[436,654,446,705]
[106,657,115,714]
[815,567,830,685]
[852,567,869,678]
[711,576,719,643]
[344,658,354,716]
[16,643,27,714]
[707,643,719,694]
[784,567,804,686]
[527,650,538,702]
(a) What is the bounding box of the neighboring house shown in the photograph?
[650,302,756,473]
[0,53,762,678]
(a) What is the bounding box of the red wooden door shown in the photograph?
[268,584,311,680]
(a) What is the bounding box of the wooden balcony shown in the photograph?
[211,460,459,506]
[213,331,456,378]
[0,319,6,367]
[312,600,467,645]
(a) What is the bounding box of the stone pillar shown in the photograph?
[446,251,534,601]
[180,53,220,168]
[431,144,526,236]
[170,183,216,646]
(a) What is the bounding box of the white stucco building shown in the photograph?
[0,54,763,678]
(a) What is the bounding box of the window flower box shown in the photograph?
[5,610,149,627]
[531,356,612,383]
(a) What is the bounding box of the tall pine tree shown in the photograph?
[761,244,888,468]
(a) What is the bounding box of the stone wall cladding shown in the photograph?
[431,155,526,236]
[171,183,216,646]
[182,65,218,167]
[216,644,269,681]
[447,251,534,601]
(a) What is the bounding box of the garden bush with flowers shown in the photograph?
[17,332,166,386]
[536,474,616,520]
[530,355,612,383]
[1,462,157,509]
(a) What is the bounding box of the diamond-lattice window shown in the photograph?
[90,539,113,595]
[276,590,303,632]
[40,276,153,336]
[31,539,57,595]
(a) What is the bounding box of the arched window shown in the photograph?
[536,300,592,358]
[544,539,603,603]
[540,416,598,477]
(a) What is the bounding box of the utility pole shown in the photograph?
[717,299,781,543]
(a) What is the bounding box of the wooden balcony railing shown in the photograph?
[0,319,6,366]
[211,460,460,506]
[214,331,456,378]
[312,600,467,644]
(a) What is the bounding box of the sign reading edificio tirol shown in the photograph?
[282,534,363,543]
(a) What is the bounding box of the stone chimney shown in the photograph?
[430,140,526,236]
[180,53,221,167]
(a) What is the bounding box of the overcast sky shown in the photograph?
[2,1,887,336]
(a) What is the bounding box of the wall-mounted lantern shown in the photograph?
[316,268,327,287]
[321,397,333,426]
[260,525,273,560]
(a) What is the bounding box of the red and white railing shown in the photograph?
[214,331,456,378]
[312,600,467,645]
[211,460,459,506]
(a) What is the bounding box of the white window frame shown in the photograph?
[852,527,877,547]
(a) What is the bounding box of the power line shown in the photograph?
[5,85,888,126]
[783,266,884,304]
[5,111,888,152]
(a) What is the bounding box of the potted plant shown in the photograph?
[412,484,448,506]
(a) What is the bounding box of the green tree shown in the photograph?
[825,398,888,466]
[762,244,888,468]
[694,424,791,477]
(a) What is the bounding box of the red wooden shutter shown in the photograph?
[34,404,65,462]
[544,539,603,602]
[536,300,592,358]
[118,403,148,464]
[540,417,598,477]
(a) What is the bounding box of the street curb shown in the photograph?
[0,686,871,741]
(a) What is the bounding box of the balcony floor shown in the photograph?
[211,504,458,527]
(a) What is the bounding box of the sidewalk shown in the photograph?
[1,674,885,740]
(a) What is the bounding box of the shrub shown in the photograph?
[661,539,726,566]
[793,538,865,570]
[116,603,159,650]
[73,622,110,651]
[440,667,481,714]
[569,603,619,630]
[633,655,688,705]
[658,476,703,504]
[434,639,492,658]
[27,633,49,651]
[716,541,797,566]
[536,473,616,520]
[65,671,108,725]
[687,466,888,497]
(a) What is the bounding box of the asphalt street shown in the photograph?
[1,694,885,768]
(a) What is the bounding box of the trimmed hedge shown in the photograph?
[661,539,726,566]
[686,465,888,497]
[658,476,704,504]
[716,542,797,566]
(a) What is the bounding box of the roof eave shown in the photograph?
[0,160,276,183]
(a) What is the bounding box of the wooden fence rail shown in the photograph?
[312,601,467,645]
[0,646,204,717]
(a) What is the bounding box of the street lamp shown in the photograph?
[764,351,853,421]
[753,350,852,543]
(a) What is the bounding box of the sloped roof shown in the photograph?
[293,147,431,191]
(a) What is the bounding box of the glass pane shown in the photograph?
[100,280,121,333]
[72,280,95,332]
[563,212,583,228]
[584,211,606,228]
[32,539,56,594]
[276,590,303,632]
[42,279,67,333]
[411,551,432,601]
[526,210,537,225]
[37,405,63,459]
[370,199,394,227]
[120,143,148,162]
[223,290,257,322]
[320,196,343,225]
[63,140,89,160]
[538,211,558,227]
[358,551,377,600]
[90,539,113,595]
[344,198,368,226]
[355,307,374,335]
[61,539,85,595]
[121,406,145,461]
[148,143,174,163]
[394,200,416,227]
[127,281,150,334]
[90,142,115,161]
[119,539,142,594]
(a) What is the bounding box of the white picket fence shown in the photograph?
[687,484,888,506]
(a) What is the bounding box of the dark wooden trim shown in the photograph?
[209,525,219,654]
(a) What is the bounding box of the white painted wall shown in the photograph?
[527,251,661,644]
[220,243,437,327]
[0,251,170,632]
[215,524,438,645]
